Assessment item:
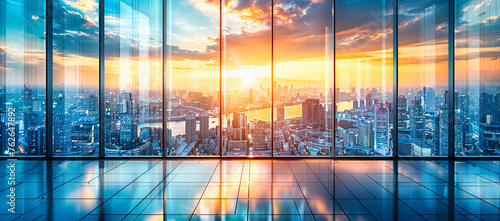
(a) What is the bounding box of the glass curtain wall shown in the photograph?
[273,0,334,156]
[52,0,99,156]
[455,0,500,156]
[164,0,220,156]
[335,0,394,156]
[222,0,272,157]
[3,0,500,158]
[104,0,163,156]
[397,0,449,157]
[0,0,46,156]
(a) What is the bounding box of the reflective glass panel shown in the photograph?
[222,0,272,157]
[0,0,46,156]
[455,0,500,156]
[105,0,163,156]
[53,0,99,156]
[273,0,334,156]
[335,0,394,156]
[398,0,449,156]
[165,0,220,156]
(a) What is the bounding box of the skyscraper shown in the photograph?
[410,96,424,143]
[366,93,373,111]
[302,99,323,129]
[88,95,98,117]
[479,92,493,123]
[398,95,407,129]
[374,105,389,155]
[185,112,197,143]
[494,93,500,123]
[424,87,435,112]
[277,106,285,122]
[439,108,448,156]
[53,90,72,154]
[200,111,209,141]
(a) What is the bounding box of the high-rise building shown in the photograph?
[88,95,98,117]
[22,84,33,112]
[232,113,248,140]
[374,105,389,155]
[120,92,133,114]
[494,93,500,123]
[358,120,371,148]
[479,92,493,123]
[366,93,373,111]
[439,108,448,156]
[118,114,135,147]
[277,106,285,122]
[200,111,209,141]
[479,123,500,155]
[398,95,407,129]
[433,113,440,155]
[302,99,324,129]
[353,99,358,110]
[53,90,72,154]
[424,87,435,112]
[185,112,197,143]
[27,126,46,155]
[410,96,424,143]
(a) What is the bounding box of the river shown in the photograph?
[139,101,353,136]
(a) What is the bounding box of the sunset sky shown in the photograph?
[1,0,499,89]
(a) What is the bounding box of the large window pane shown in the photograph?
[398,0,449,156]
[335,0,394,156]
[52,0,100,157]
[0,0,46,156]
[105,0,163,156]
[273,0,333,156]
[165,0,220,156]
[222,0,272,157]
[455,0,500,156]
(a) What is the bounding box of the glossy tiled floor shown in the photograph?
[0,160,499,221]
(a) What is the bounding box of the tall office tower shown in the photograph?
[22,84,33,112]
[455,117,464,155]
[118,114,134,147]
[410,96,425,143]
[433,113,440,155]
[0,87,5,113]
[353,99,358,110]
[277,106,285,121]
[120,92,133,114]
[439,108,448,156]
[479,123,500,155]
[457,94,470,118]
[374,105,389,155]
[398,95,407,129]
[479,92,493,123]
[233,113,248,140]
[302,99,323,128]
[494,93,500,123]
[200,111,209,141]
[27,128,39,155]
[88,95,98,117]
[360,99,365,109]
[358,120,371,148]
[424,88,435,112]
[165,128,172,145]
[366,93,373,111]
[185,112,197,143]
[53,90,72,154]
